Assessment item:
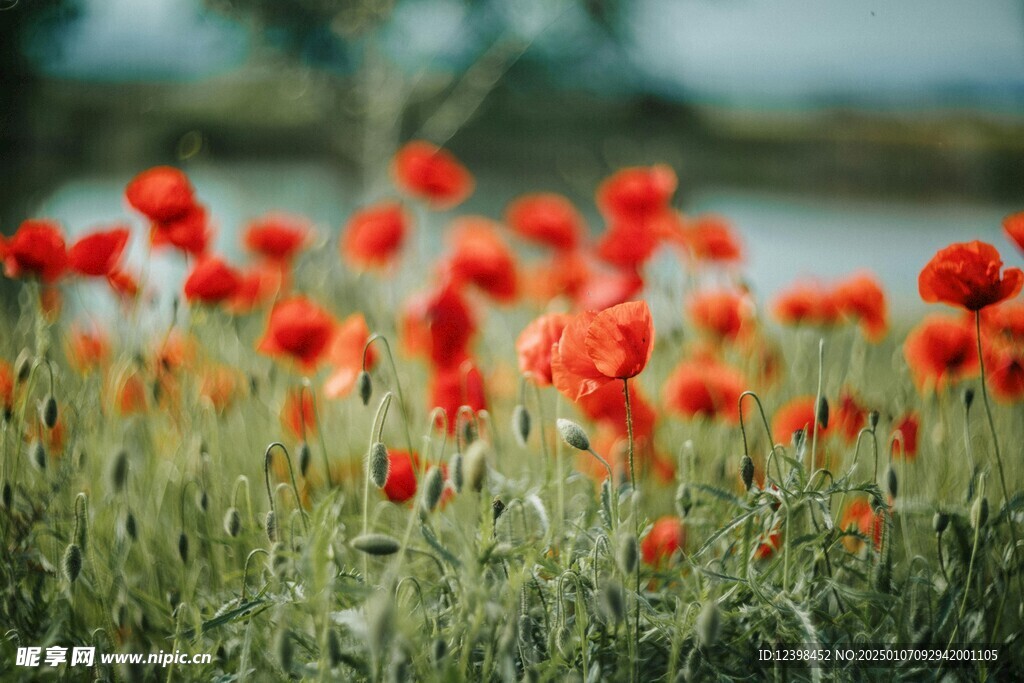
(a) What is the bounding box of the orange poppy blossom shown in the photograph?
[982,336,1024,403]
[641,516,686,567]
[243,212,310,264]
[550,300,655,402]
[840,497,885,552]
[183,256,242,305]
[149,204,211,256]
[831,391,867,445]
[112,369,150,415]
[199,365,242,412]
[662,357,746,423]
[106,269,142,302]
[2,219,68,283]
[755,529,783,561]
[832,272,888,341]
[919,240,1023,312]
[257,296,336,371]
[67,225,131,277]
[281,387,317,439]
[595,215,663,270]
[429,361,487,435]
[226,264,282,314]
[516,312,571,386]
[504,193,584,251]
[324,313,376,399]
[577,380,656,440]
[66,324,111,373]
[596,165,677,222]
[903,315,979,393]
[1004,211,1024,254]
[124,166,196,222]
[400,283,476,371]
[978,298,1024,341]
[342,201,410,269]
[383,449,419,503]
[392,140,474,209]
[678,213,744,264]
[771,280,840,329]
[686,288,755,341]
[891,413,919,459]
[442,218,519,303]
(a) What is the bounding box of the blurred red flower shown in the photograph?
[115,370,149,415]
[227,265,282,314]
[429,361,487,435]
[150,204,210,255]
[662,358,746,423]
[516,312,571,386]
[755,530,782,560]
[773,396,828,446]
[244,212,309,263]
[342,201,410,269]
[66,324,110,373]
[832,391,867,444]
[772,281,840,328]
[3,220,68,282]
[577,380,656,440]
[258,296,336,370]
[281,388,316,439]
[551,301,655,401]
[505,193,583,251]
[596,217,661,270]
[184,256,242,304]
[833,272,888,341]
[979,298,1024,341]
[596,165,677,221]
[841,498,884,552]
[681,214,743,263]
[641,516,686,567]
[324,313,376,399]
[125,166,195,222]
[444,218,519,303]
[984,338,1024,403]
[575,266,645,312]
[891,413,919,459]
[401,284,476,370]
[68,226,130,277]
[106,269,141,301]
[919,240,1023,311]
[393,141,474,209]
[383,450,419,503]
[0,361,13,415]
[1004,211,1024,254]
[687,289,753,341]
[903,315,978,392]
[201,366,240,413]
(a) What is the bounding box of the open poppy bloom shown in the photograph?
[68,225,130,277]
[772,281,840,328]
[393,141,474,209]
[979,298,1024,341]
[891,413,919,459]
[680,214,744,264]
[429,361,487,434]
[641,516,686,567]
[983,337,1024,403]
[841,498,884,552]
[125,166,196,222]
[1003,212,1024,255]
[383,450,419,503]
[516,312,571,386]
[3,220,68,282]
[443,218,518,302]
[401,283,476,370]
[150,204,211,256]
[903,315,979,392]
[919,240,1023,311]
[244,212,310,263]
[687,289,754,341]
[257,296,336,370]
[833,272,888,341]
[772,396,830,461]
[183,256,242,304]
[505,193,583,251]
[662,358,746,423]
[324,313,376,399]
[595,217,662,270]
[596,165,677,221]
[551,300,655,401]
[342,201,410,269]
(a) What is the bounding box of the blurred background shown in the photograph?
[2,0,1023,314]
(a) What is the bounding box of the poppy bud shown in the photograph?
[696,601,721,649]
[971,496,988,529]
[369,441,389,489]
[461,418,477,447]
[599,580,625,626]
[177,532,189,563]
[492,498,506,524]
[617,534,638,575]
[357,370,373,406]
[63,543,82,583]
[199,490,209,513]
[15,351,31,384]
[739,455,754,492]
[265,510,277,542]
[868,410,880,430]
[962,388,975,410]
[512,404,531,447]
[123,511,137,541]
[932,511,949,535]
[449,452,464,493]
[352,533,401,556]
[41,394,58,429]
[557,419,590,451]
[224,508,242,537]
[422,466,444,513]
[815,396,829,429]
[30,441,46,470]
[675,483,693,518]
[298,442,311,477]
[276,628,293,673]
[110,450,129,493]
[886,466,898,500]
[600,479,613,527]
[1,482,11,509]
[465,440,489,493]
[553,624,573,659]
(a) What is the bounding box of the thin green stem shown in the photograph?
[363,335,415,456]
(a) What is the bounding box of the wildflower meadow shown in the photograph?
[1,150,1024,682]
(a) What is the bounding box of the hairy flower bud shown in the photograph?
[63,543,82,583]
[30,441,46,470]
[265,510,277,542]
[599,580,625,626]
[224,508,242,537]
[110,449,129,493]
[357,370,373,406]
[352,533,401,556]
[886,466,898,500]
[971,496,988,529]
[422,466,444,513]
[369,442,389,489]
[123,511,137,541]
[962,388,975,411]
[298,442,311,477]
[41,394,58,429]
[512,404,531,447]
[276,628,293,673]
[464,440,489,493]
[868,410,880,430]
[739,456,754,492]
[557,419,590,451]
[675,483,693,518]
[15,350,31,385]
[617,534,638,575]
[696,601,721,649]
[815,396,829,430]
[449,452,464,493]
[177,532,189,564]
[932,511,949,535]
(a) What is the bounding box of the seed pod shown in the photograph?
[962,388,975,410]
[123,511,137,541]
[971,496,988,529]
[369,442,389,489]
[739,455,754,492]
[599,580,625,627]
[449,452,464,493]
[276,628,293,672]
[932,511,949,535]
[30,441,46,470]
[224,508,242,537]
[41,395,58,429]
[464,440,489,493]
[110,450,129,493]
[886,466,898,500]
[557,419,590,451]
[265,510,277,542]
[512,404,531,447]
[326,629,343,668]
[15,351,31,384]
[422,466,444,513]
[352,533,401,556]
[63,543,82,582]
[815,396,829,429]
[868,410,880,430]
[357,370,373,406]
[298,442,311,477]
[675,483,693,518]
[617,534,638,575]
[696,601,721,649]
[177,532,189,563]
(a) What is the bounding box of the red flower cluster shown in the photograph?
[773,272,888,341]
[126,166,210,255]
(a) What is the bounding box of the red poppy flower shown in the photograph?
[772,281,840,328]
[516,312,571,386]
[574,267,646,312]
[401,283,476,370]
[0,361,13,415]
[979,299,1024,342]
[641,516,686,567]
[832,391,867,445]
[281,388,316,439]
[429,362,487,434]
[983,337,1024,403]
[681,214,743,263]
[521,250,591,304]
[662,358,746,423]
[773,396,828,447]
[115,371,149,415]
[3,220,68,282]
[383,450,419,503]
[393,141,474,209]
[596,217,662,270]
[66,324,110,373]
[841,498,884,552]
[596,165,677,221]
[150,204,211,255]
[891,413,919,459]
[919,240,1023,311]
[183,256,242,304]
[106,269,141,301]
[505,193,583,251]
[342,201,410,269]
[1004,211,1024,254]
[227,264,282,314]
[687,289,753,341]
[257,296,336,370]
[125,166,196,222]
[244,212,309,263]
[68,226,130,277]
[833,272,888,341]
[577,380,656,440]
[755,531,782,560]
[324,313,376,399]
[443,218,518,302]
[903,315,979,392]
